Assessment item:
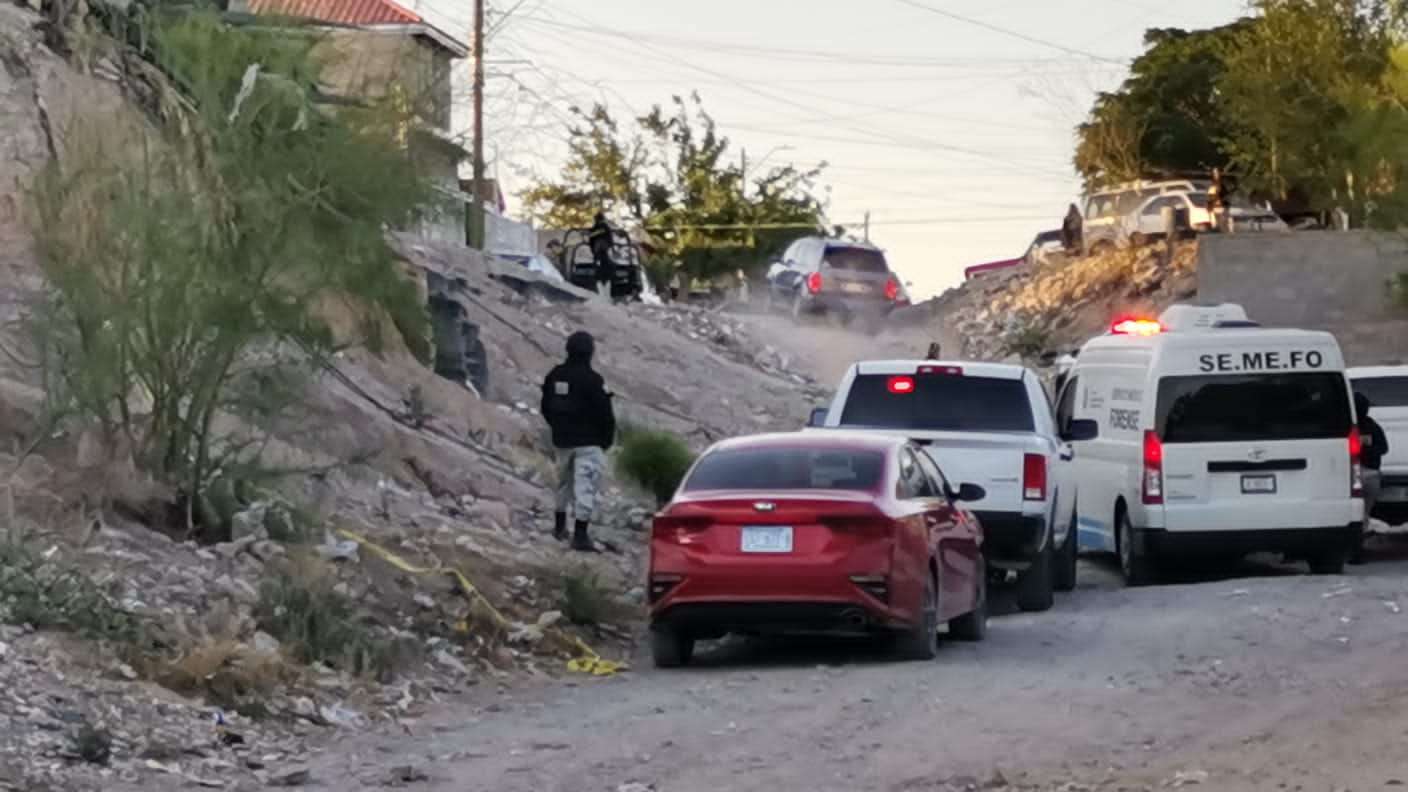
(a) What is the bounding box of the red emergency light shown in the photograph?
[1111,317,1163,336]
[917,365,963,376]
[887,376,916,394]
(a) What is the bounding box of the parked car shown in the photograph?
[1349,366,1408,526]
[1082,180,1210,255]
[1063,303,1363,585]
[1023,229,1064,265]
[811,361,1097,612]
[647,432,988,667]
[1121,191,1288,246]
[764,237,909,328]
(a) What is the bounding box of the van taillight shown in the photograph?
[1142,431,1164,505]
[1349,428,1364,497]
[806,272,823,294]
[884,277,900,301]
[1022,454,1046,501]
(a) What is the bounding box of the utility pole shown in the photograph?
[466,0,486,249]
[863,211,870,242]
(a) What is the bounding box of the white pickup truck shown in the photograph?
[809,360,1098,612]
[1350,366,1408,527]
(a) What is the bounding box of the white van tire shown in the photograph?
[1054,510,1079,593]
[1117,507,1157,587]
[1017,533,1055,612]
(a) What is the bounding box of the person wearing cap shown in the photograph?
[541,331,617,551]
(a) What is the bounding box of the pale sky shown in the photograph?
[412,0,1245,298]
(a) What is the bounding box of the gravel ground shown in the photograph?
[279,551,1408,792]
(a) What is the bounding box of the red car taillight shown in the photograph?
[806,271,823,294]
[1022,453,1046,501]
[1349,428,1364,497]
[651,516,709,545]
[883,277,900,301]
[1142,431,1164,505]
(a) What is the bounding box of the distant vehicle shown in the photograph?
[1349,366,1408,526]
[1082,179,1211,255]
[812,360,1096,612]
[1063,303,1363,585]
[555,226,645,300]
[964,257,1024,281]
[1121,191,1288,246]
[647,432,988,667]
[764,237,909,328]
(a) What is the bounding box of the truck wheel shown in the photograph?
[1117,508,1157,586]
[1017,531,1055,612]
[1309,546,1347,575]
[948,570,987,641]
[650,628,695,668]
[1055,508,1079,593]
[898,574,940,660]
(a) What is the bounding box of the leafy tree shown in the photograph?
[521,95,830,281]
[1218,0,1408,225]
[30,11,433,532]
[1075,23,1248,187]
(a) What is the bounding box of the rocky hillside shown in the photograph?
[0,5,831,788]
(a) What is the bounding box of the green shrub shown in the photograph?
[615,427,696,506]
[560,567,610,626]
[0,541,143,644]
[255,567,401,677]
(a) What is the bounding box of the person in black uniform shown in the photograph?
[588,213,616,299]
[541,331,616,551]
[1351,392,1390,564]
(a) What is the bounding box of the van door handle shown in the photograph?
[1059,447,1074,461]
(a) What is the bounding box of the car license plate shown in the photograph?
[841,282,870,294]
[741,526,793,553]
[1242,474,1277,494]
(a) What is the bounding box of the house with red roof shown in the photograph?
[235,0,471,243]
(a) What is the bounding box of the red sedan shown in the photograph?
[647,431,988,667]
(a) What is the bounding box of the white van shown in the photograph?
[1060,304,1363,584]
[1348,366,1408,526]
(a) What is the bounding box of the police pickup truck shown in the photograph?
[810,360,1097,612]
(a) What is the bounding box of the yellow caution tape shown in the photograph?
[335,528,626,676]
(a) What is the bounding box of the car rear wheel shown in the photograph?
[898,574,940,660]
[948,570,987,641]
[1309,546,1347,575]
[1117,507,1157,586]
[1055,507,1079,593]
[1017,529,1055,612]
[650,628,695,669]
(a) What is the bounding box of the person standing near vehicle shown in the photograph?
[541,331,616,552]
[588,213,616,299]
[1352,391,1389,563]
[1061,203,1083,256]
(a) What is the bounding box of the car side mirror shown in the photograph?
[806,407,829,427]
[953,483,986,503]
[1062,418,1099,443]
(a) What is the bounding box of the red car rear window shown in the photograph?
[684,448,885,492]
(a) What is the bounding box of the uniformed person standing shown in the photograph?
[541,331,616,551]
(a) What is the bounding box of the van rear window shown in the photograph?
[1156,373,1351,443]
[838,375,1035,432]
[1352,376,1408,408]
[824,248,888,273]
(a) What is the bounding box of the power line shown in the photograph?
[893,0,1127,65]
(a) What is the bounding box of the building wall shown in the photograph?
[1197,231,1408,365]
[318,30,453,133]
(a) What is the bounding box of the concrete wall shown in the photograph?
[1197,231,1408,365]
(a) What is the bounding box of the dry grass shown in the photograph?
[153,639,291,715]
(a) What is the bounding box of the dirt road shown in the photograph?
[296,554,1408,792]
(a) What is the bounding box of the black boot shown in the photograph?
[553,512,568,542]
[571,520,598,552]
